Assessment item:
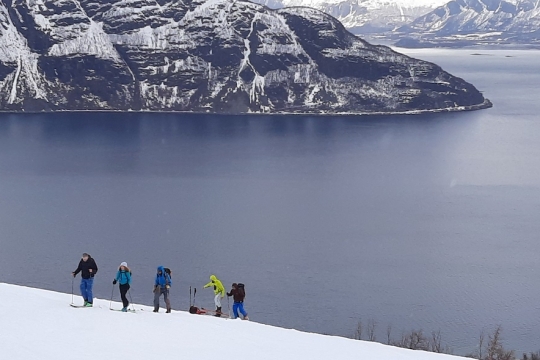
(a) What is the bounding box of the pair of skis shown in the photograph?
[198,308,230,318]
[110,308,136,313]
[70,303,136,312]
[69,278,135,312]
[70,287,231,317]
[190,286,230,318]
[70,304,92,308]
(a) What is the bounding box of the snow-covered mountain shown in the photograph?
[0,283,472,360]
[395,0,540,47]
[253,0,449,33]
[0,0,490,113]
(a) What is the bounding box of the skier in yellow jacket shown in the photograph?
[203,274,225,317]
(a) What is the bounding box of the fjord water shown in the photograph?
[0,49,539,354]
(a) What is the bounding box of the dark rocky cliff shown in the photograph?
[0,0,491,114]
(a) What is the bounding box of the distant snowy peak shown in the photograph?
[397,0,540,40]
[252,0,448,33]
[277,0,448,7]
[253,0,540,44]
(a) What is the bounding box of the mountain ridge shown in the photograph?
[0,0,491,114]
[252,0,449,33]
[394,0,540,47]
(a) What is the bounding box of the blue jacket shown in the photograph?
[115,270,131,285]
[155,266,171,288]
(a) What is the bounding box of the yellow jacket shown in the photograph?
[204,275,225,297]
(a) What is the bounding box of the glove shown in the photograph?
[72,273,76,278]
[166,285,170,289]
[113,280,117,285]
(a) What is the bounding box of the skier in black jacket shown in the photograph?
[227,283,248,320]
[72,253,98,307]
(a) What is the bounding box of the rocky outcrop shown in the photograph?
[0,0,491,114]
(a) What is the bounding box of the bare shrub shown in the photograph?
[367,319,377,342]
[466,329,486,359]
[354,320,362,340]
[485,326,514,360]
[522,352,540,360]
[393,329,430,351]
[431,330,443,353]
[352,319,522,359]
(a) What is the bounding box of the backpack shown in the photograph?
[164,268,172,278]
[237,283,245,297]
[189,306,207,315]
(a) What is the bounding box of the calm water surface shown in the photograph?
[0,49,539,354]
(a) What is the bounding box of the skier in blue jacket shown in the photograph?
[113,262,132,312]
[153,266,172,313]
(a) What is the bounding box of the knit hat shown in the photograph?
[120,262,128,267]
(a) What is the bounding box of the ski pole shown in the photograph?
[190,286,192,307]
[109,284,115,310]
[227,296,231,319]
[128,289,135,312]
[71,277,74,305]
[193,288,197,306]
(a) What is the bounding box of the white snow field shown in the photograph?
[0,283,468,360]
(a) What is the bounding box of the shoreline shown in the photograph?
[0,99,492,117]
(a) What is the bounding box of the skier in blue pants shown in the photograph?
[227,283,249,320]
[72,253,98,307]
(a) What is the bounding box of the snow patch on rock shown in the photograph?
[49,21,121,60]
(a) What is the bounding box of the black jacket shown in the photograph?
[73,256,98,279]
[227,288,245,303]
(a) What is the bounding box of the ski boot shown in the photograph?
[85,302,93,307]
[121,307,127,312]
[166,308,171,313]
[215,307,222,317]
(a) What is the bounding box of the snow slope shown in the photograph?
[0,283,471,360]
